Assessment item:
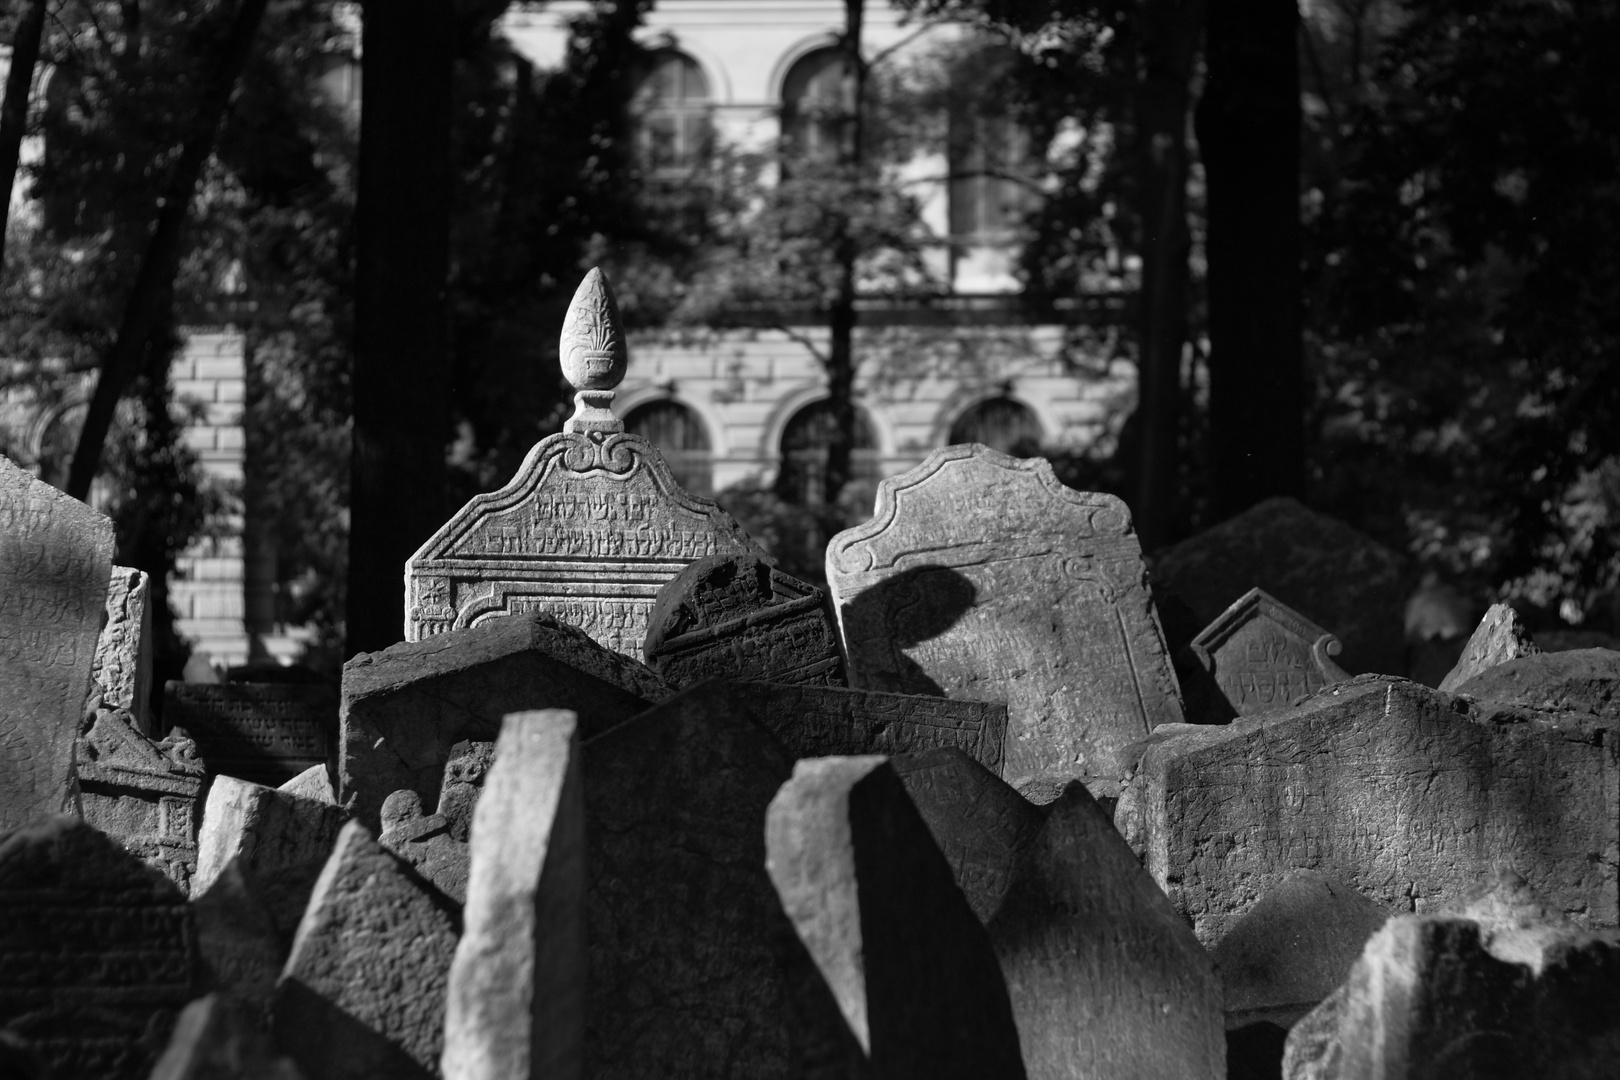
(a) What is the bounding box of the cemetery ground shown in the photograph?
[2,273,1618,1080]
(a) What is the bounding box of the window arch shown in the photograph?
[780,47,854,162]
[948,397,1044,457]
[776,400,878,506]
[625,400,713,496]
[632,50,712,175]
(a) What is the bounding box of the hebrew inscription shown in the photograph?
[1189,587,1350,718]
[164,683,333,786]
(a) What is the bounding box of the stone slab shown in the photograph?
[827,445,1184,797]
[443,710,584,1080]
[765,756,1027,1079]
[164,683,334,787]
[150,993,304,1080]
[94,566,154,735]
[1115,676,1619,947]
[0,816,201,1080]
[1437,602,1540,693]
[339,612,666,830]
[190,859,285,1030]
[378,789,468,904]
[277,765,334,804]
[1451,647,1620,723]
[0,454,116,832]
[1188,587,1350,720]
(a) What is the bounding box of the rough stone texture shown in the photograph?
[164,683,334,787]
[378,789,468,904]
[194,776,347,940]
[150,994,304,1080]
[827,445,1184,798]
[1436,603,1540,693]
[277,764,335,804]
[74,705,207,890]
[273,821,460,1080]
[888,747,1045,923]
[0,454,116,832]
[94,566,154,735]
[732,680,1008,776]
[766,756,1028,1079]
[434,739,495,841]
[1115,676,1619,948]
[191,859,285,1029]
[442,711,584,1080]
[339,612,666,830]
[644,552,844,688]
[1212,870,1393,1027]
[0,816,201,1080]
[1150,496,1406,677]
[986,782,1225,1080]
[1451,647,1620,723]
[1188,588,1350,721]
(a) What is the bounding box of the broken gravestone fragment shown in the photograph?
[0,453,115,833]
[149,993,304,1080]
[406,269,770,657]
[339,611,665,830]
[826,444,1184,800]
[643,551,844,688]
[1450,646,1620,724]
[1436,602,1540,693]
[273,821,460,1080]
[442,711,584,1080]
[94,565,154,735]
[163,682,335,787]
[378,789,467,904]
[1187,587,1350,722]
[0,816,202,1080]
[766,755,1027,1079]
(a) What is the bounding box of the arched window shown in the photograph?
[780,48,854,163]
[777,400,879,506]
[632,51,712,176]
[625,400,713,496]
[946,49,1036,240]
[948,397,1044,457]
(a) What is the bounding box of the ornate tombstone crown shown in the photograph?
[560,267,628,434]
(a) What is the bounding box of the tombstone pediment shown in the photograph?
[1188,587,1349,716]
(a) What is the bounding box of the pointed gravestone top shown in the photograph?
[1187,587,1349,720]
[405,270,769,656]
[1437,602,1540,693]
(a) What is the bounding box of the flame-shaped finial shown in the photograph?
[561,267,628,434]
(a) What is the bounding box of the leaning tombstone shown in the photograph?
[0,816,202,1080]
[442,711,584,1080]
[826,444,1184,800]
[277,764,335,804]
[273,820,459,1080]
[406,269,771,657]
[0,454,115,832]
[150,993,304,1080]
[1436,601,1540,693]
[164,682,335,787]
[766,756,1028,1079]
[643,552,844,688]
[1187,587,1350,721]
[94,566,155,735]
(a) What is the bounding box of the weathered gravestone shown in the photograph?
[94,566,154,735]
[1436,602,1539,694]
[731,680,1008,776]
[0,816,201,1080]
[0,454,115,832]
[1115,675,1620,948]
[442,711,584,1080]
[643,551,843,688]
[406,269,770,657]
[340,611,667,830]
[1188,587,1350,721]
[190,859,285,1029]
[766,755,1028,1079]
[278,764,334,805]
[826,445,1184,800]
[434,739,494,840]
[1450,646,1620,724]
[378,788,467,904]
[1149,496,1406,677]
[273,820,459,1080]
[164,683,334,787]
[150,993,304,1080]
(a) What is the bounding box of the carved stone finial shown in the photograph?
[561,267,628,434]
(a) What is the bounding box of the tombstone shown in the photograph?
[442,711,584,1080]
[277,764,335,804]
[1115,675,1619,948]
[191,859,285,1029]
[273,820,459,1080]
[193,776,347,939]
[150,994,304,1080]
[434,739,495,841]
[1149,496,1406,677]
[1436,602,1540,693]
[339,611,667,830]
[1187,588,1350,721]
[0,454,116,832]
[731,680,1008,775]
[765,756,1028,1079]
[643,552,844,688]
[74,704,207,890]
[164,683,334,787]
[378,789,467,904]
[0,816,201,1080]
[94,566,154,735]
[1449,647,1620,724]
[405,269,770,657]
[826,445,1184,800]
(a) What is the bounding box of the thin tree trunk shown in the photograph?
[822,0,866,521]
[1196,0,1305,519]
[0,0,51,271]
[65,0,271,500]
[346,0,454,657]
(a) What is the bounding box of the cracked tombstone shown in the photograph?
[826,445,1183,802]
[1187,588,1350,721]
[0,453,115,833]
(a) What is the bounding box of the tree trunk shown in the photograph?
[1196,0,1305,520]
[821,0,866,526]
[0,0,49,270]
[65,0,271,501]
[346,0,454,657]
